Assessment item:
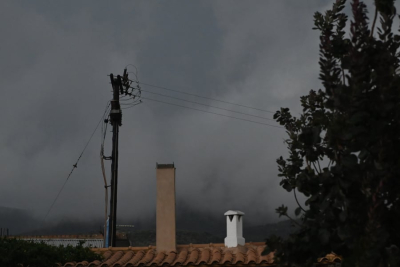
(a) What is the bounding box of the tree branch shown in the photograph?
[294,188,307,213]
[317,160,322,173]
[328,159,333,168]
[305,158,312,172]
[342,68,346,85]
[370,7,378,37]
[283,214,303,228]
[312,161,321,174]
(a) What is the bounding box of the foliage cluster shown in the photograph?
[266,0,400,266]
[0,237,103,267]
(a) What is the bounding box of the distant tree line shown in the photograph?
[0,237,102,267]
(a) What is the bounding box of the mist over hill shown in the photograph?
[2,205,297,244]
[0,206,40,235]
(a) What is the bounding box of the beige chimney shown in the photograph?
[156,163,176,252]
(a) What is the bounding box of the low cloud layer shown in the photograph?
[0,0,388,231]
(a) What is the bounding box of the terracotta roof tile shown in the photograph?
[115,251,135,266]
[102,250,124,266]
[173,249,188,265]
[245,248,257,264]
[62,243,275,267]
[103,251,114,261]
[161,251,177,266]
[197,248,210,265]
[126,250,146,266]
[210,247,222,264]
[137,249,156,265]
[221,250,233,264]
[185,249,199,265]
[233,251,245,264]
[150,251,166,266]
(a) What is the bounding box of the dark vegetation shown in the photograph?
[268,0,400,266]
[0,237,102,267]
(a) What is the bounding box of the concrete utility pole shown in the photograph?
[105,68,136,248]
[108,73,123,247]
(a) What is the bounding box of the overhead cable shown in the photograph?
[141,89,275,121]
[44,103,110,221]
[139,82,275,114]
[141,97,284,129]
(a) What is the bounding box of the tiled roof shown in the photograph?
[62,242,275,267]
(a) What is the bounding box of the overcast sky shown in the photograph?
[0,0,388,227]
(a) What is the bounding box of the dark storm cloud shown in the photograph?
[1,0,387,231]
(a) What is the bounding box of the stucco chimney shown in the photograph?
[224,210,245,248]
[156,163,176,252]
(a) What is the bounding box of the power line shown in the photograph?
[141,89,275,121]
[139,82,275,114]
[44,103,110,221]
[141,97,284,129]
[121,101,142,110]
[44,179,69,221]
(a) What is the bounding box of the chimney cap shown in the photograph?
[156,162,175,169]
[224,210,245,216]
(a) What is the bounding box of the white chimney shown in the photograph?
[224,210,245,248]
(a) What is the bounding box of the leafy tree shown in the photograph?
[266,0,400,266]
[0,237,103,267]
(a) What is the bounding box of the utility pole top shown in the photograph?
[109,74,122,126]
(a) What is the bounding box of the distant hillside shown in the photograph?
[20,219,103,236]
[19,219,296,246]
[127,230,222,246]
[126,221,297,246]
[5,203,297,243]
[0,206,39,235]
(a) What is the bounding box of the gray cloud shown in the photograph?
[1,0,389,232]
